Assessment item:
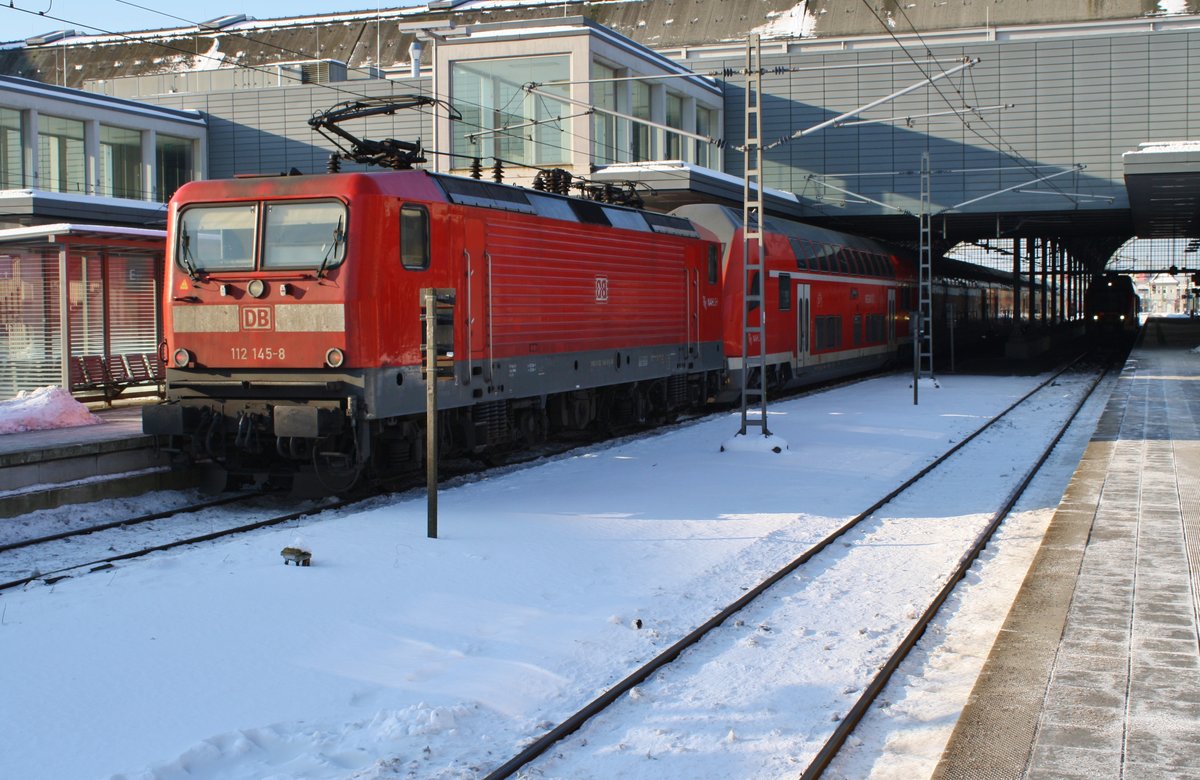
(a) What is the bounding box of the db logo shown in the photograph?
[594,276,609,303]
[241,306,273,331]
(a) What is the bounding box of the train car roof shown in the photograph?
[670,203,894,255]
[427,172,701,239]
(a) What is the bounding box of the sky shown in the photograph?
[0,0,424,44]
[0,368,1111,778]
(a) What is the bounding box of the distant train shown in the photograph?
[1085,273,1140,338]
[143,168,1017,488]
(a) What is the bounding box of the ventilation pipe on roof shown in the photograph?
[408,39,424,79]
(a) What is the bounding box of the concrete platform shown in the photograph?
[934,317,1200,779]
[0,403,195,517]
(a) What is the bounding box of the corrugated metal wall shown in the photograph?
[150,78,431,179]
[716,29,1200,219]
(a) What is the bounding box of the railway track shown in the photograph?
[0,492,357,593]
[480,354,1114,779]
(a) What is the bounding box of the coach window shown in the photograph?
[400,204,430,270]
[708,245,719,284]
[779,273,792,311]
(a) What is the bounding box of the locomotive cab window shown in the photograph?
[176,204,256,274]
[400,204,430,270]
[262,200,347,272]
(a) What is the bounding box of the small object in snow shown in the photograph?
[725,729,737,743]
[281,546,312,566]
[632,618,642,629]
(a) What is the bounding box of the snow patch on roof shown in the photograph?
[1156,0,1191,15]
[189,38,227,71]
[1127,140,1200,154]
[751,1,818,39]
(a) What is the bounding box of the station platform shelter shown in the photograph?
[0,224,166,402]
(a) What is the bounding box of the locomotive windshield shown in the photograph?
[177,204,256,274]
[176,199,347,275]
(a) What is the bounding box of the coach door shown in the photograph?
[887,288,897,347]
[464,217,489,382]
[794,282,811,369]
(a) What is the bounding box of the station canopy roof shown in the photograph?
[0,223,166,254]
[1123,142,1200,240]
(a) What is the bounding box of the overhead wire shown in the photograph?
[4,0,1036,222]
[861,0,1075,203]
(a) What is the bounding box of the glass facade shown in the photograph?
[695,106,717,168]
[592,62,619,165]
[1,107,21,189]
[38,115,85,194]
[630,80,651,162]
[100,125,142,199]
[665,92,684,160]
[156,134,194,203]
[452,55,570,167]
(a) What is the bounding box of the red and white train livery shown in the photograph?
[144,169,928,485]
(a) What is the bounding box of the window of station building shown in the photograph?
[592,62,619,165]
[695,106,717,168]
[38,115,85,194]
[99,126,142,200]
[156,134,194,203]
[400,204,430,271]
[630,80,652,162]
[452,55,569,168]
[0,107,21,189]
[665,92,684,160]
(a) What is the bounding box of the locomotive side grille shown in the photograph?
[668,374,688,406]
[473,400,509,447]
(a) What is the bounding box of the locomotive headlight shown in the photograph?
[1093,314,1100,321]
[247,278,266,298]
[325,347,345,369]
[1119,315,1126,321]
[172,347,192,368]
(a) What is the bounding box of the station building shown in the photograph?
[0,76,205,398]
[1,0,1199,400]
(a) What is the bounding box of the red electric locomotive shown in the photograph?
[143,170,728,487]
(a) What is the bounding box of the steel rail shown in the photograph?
[800,360,1111,778]
[0,493,254,554]
[0,497,359,593]
[482,354,1093,780]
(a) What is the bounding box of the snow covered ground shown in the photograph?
[0,369,1109,779]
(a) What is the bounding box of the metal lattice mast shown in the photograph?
[739,34,769,436]
[918,151,934,379]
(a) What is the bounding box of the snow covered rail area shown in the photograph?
[0,357,1124,780]
[0,492,342,592]
[487,356,1112,779]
